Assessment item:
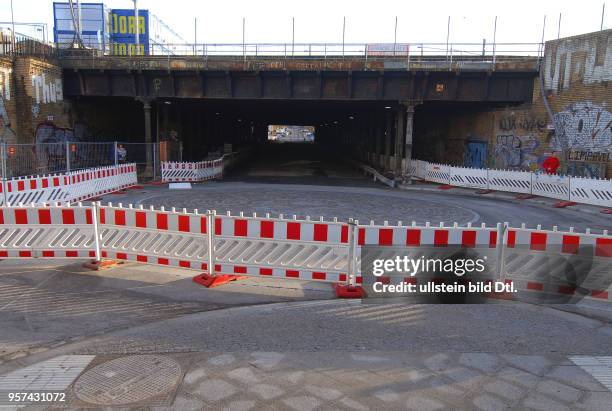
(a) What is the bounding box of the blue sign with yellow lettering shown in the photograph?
[109,9,149,55]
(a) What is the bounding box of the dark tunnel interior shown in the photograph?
[71,96,519,176]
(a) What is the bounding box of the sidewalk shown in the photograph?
[1,298,610,410]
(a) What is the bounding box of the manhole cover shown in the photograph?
[73,355,182,406]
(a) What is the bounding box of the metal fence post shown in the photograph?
[1,143,7,206]
[207,210,216,276]
[114,141,118,166]
[495,222,508,281]
[347,218,358,287]
[91,202,102,262]
[151,143,158,181]
[65,142,71,172]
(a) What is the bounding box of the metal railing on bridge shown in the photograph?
[54,41,543,64]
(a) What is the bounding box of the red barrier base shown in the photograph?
[601,208,612,214]
[476,189,494,194]
[87,197,103,201]
[193,273,248,288]
[335,284,366,298]
[83,259,123,271]
[110,190,127,195]
[127,185,145,190]
[516,194,536,200]
[553,201,577,208]
[437,185,453,190]
[147,181,167,186]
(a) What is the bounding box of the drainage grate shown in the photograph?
[73,355,182,406]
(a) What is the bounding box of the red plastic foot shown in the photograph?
[601,208,612,214]
[516,194,536,200]
[553,201,577,208]
[82,259,123,271]
[335,284,366,298]
[476,189,494,194]
[127,185,145,190]
[437,184,453,190]
[192,273,248,288]
[147,181,168,186]
[87,196,103,201]
[110,190,127,195]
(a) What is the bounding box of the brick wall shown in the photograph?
[537,30,612,178]
[0,56,17,144]
[418,29,611,179]
[12,56,71,143]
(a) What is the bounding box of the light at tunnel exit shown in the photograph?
[268,125,315,143]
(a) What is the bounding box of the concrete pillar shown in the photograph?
[143,100,153,177]
[384,111,392,170]
[394,106,405,178]
[403,104,415,180]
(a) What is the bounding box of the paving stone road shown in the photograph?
[104,182,611,233]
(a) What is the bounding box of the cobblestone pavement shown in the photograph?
[103,182,611,232]
[163,349,612,411]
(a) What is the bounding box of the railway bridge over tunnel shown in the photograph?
[61,54,540,180]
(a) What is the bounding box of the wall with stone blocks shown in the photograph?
[415,29,612,179]
[0,56,71,145]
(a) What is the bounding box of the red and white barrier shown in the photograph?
[0,202,610,300]
[356,221,499,248]
[1,164,137,206]
[161,159,224,182]
[504,225,612,301]
[366,153,612,208]
[449,167,488,190]
[569,176,612,208]
[531,173,570,201]
[426,163,451,185]
[212,211,351,283]
[487,169,532,194]
[0,204,96,258]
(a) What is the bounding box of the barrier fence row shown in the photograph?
[362,153,612,208]
[0,164,137,206]
[1,202,610,301]
[161,159,224,182]
[408,159,612,207]
[161,152,243,183]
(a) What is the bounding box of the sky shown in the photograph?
[1,0,610,46]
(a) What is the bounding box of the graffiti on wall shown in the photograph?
[31,73,63,105]
[493,113,549,170]
[494,134,541,169]
[544,37,611,91]
[550,101,612,153]
[498,116,547,133]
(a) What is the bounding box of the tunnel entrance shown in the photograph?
[71,96,519,184]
